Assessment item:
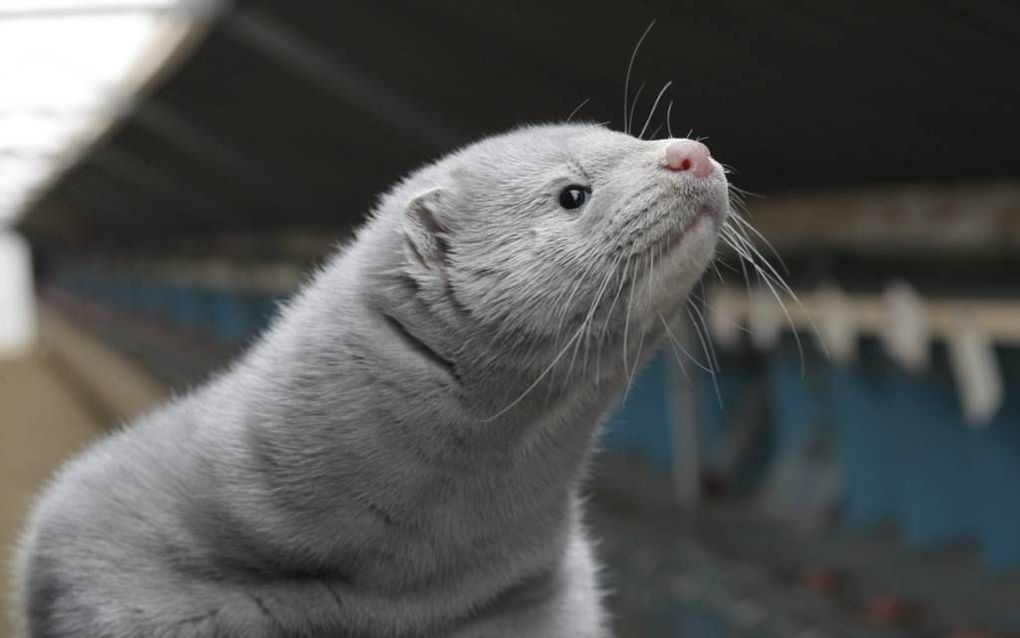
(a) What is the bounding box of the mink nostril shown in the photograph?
[665,139,713,178]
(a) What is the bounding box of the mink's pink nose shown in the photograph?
[664,139,713,178]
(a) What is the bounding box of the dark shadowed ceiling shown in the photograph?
[17,0,1020,250]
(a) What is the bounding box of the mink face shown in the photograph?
[382,123,728,371]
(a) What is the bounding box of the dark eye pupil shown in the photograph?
[559,186,588,209]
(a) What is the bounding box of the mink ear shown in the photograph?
[402,187,452,270]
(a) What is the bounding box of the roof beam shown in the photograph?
[224,6,460,151]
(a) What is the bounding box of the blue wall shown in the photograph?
[53,270,1020,571]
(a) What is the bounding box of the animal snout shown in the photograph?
[664,139,713,178]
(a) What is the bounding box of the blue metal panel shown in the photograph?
[695,353,753,471]
[764,339,822,453]
[602,352,673,468]
[888,346,979,548]
[973,348,1020,569]
[825,340,899,528]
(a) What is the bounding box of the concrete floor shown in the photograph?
[0,308,164,637]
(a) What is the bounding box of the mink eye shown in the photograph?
[558,185,590,210]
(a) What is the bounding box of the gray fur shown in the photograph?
[11,123,727,637]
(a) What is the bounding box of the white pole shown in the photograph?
[0,231,37,359]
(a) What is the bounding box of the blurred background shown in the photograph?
[2,1,1020,636]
